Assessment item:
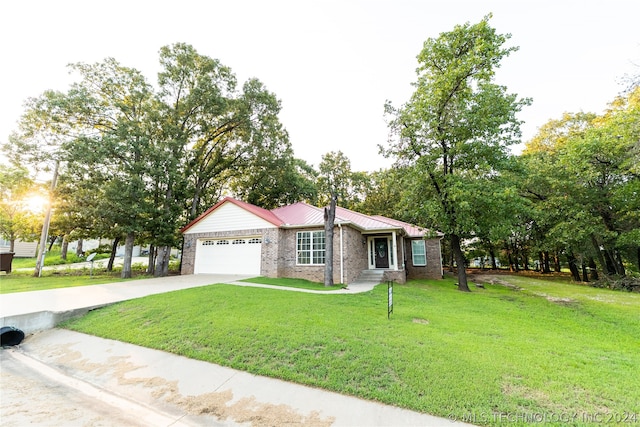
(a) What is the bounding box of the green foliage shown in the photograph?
[520,86,640,276]
[0,165,43,246]
[4,43,294,275]
[384,15,530,288]
[64,277,640,425]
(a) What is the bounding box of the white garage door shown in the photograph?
[194,237,262,275]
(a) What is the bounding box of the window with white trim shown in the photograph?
[411,240,427,266]
[297,231,325,265]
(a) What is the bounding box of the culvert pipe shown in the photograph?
[1,326,25,346]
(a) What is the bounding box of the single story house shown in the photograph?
[180,197,443,284]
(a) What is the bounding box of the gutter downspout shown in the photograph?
[338,223,344,284]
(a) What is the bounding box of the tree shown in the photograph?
[355,168,406,217]
[384,16,530,291]
[5,43,293,277]
[318,151,355,287]
[231,154,318,209]
[520,87,640,278]
[0,165,42,252]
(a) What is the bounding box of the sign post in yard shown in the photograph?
[387,281,393,319]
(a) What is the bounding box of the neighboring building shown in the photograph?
[67,239,146,257]
[180,197,443,284]
[0,239,37,257]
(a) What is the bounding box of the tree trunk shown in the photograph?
[451,233,470,292]
[147,244,155,275]
[553,253,561,272]
[449,249,455,272]
[190,187,201,220]
[107,237,120,272]
[154,246,170,277]
[602,248,617,275]
[590,235,609,276]
[614,250,626,276]
[581,259,589,282]
[566,252,581,282]
[60,236,68,260]
[121,232,135,279]
[507,248,515,272]
[47,236,56,252]
[323,195,336,287]
[543,251,551,274]
[489,247,497,270]
[9,238,15,253]
[76,238,84,257]
[588,257,599,281]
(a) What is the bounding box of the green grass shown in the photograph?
[62,276,640,426]
[240,276,343,291]
[0,269,147,293]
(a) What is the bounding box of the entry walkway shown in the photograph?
[1,274,472,426]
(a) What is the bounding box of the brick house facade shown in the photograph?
[181,198,443,284]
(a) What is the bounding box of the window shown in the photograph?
[297,231,325,265]
[248,238,262,244]
[216,240,229,245]
[202,240,216,246]
[232,239,246,245]
[412,240,426,266]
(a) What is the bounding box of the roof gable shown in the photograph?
[181,197,283,234]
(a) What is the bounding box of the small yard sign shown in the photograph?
[387,281,393,319]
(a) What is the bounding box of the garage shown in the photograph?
[194,237,262,275]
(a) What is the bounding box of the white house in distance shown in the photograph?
[0,238,37,257]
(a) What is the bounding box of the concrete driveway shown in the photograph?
[1,274,250,334]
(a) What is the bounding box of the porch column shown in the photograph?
[391,230,398,270]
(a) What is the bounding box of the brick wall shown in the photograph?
[404,238,443,280]
[278,225,367,284]
[340,225,368,284]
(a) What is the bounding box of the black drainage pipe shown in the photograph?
[1,326,25,347]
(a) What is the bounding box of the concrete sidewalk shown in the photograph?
[3,329,471,426]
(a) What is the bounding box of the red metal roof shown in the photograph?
[334,207,402,232]
[371,215,443,238]
[181,197,439,238]
[271,202,325,226]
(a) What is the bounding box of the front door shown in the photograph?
[374,238,389,268]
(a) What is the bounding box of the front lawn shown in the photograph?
[0,270,147,294]
[240,276,343,291]
[63,276,640,426]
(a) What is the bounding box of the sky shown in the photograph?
[1,0,638,173]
